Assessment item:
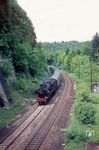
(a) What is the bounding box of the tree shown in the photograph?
[71,55,90,81]
[91,32,99,62]
[12,43,29,74]
[75,103,96,125]
[0,0,48,79]
[0,1,36,56]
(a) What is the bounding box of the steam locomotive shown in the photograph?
[36,67,61,105]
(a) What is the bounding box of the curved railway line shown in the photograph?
[0,73,75,150]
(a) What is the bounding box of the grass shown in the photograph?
[65,104,99,150]
[65,101,99,147]
[65,142,85,150]
[64,73,99,150]
[64,113,88,150]
[0,90,25,129]
[0,71,50,130]
[0,85,37,129]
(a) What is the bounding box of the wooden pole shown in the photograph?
[90,59,93,93]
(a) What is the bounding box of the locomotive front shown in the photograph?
[37,83,49,105]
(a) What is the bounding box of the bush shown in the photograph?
[76,81,91,103]
[15,77,39,96]
[78,89,90,102]
[89,94,99,104]
[15,78,26,91]
[0,59,14,77]
[65,130,88,143]
[69,73,77,81]
[75,103,96,125]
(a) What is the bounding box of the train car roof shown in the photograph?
[50,68,60,80]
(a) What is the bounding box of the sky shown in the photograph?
[17,0,99,42]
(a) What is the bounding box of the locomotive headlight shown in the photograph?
[45,96,48,99]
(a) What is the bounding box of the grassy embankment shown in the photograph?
[65,73,99,150]
[0,72,50,129]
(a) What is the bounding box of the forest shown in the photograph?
[45,34,99,150]
[43,41,91,52]
[0,0,99,149]
[0,0,48,128]
[64,48,99,149]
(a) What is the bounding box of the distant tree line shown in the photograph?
[42,41,91,53]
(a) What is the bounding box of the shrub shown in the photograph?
[75,103,96,125]
[77,89,90,102]
[65,130,88,143]
[15,77,39,96]
[15,78,26,91]
[0,59,14,77]
[89,94,99,104]
[76,82,91,103]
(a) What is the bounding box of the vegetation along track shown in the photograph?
[0,73,74,150]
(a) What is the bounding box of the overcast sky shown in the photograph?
[17,0,99,42]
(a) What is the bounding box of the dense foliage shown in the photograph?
[42,41,91,52]
[45,38,99,84]
[0,0,47,78]
[91,33,99,62]
[0,0,48,128]
[43,33,99,150]
[0,59,13,77]
[75,102,96,125]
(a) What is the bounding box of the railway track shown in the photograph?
[0,103,38,143]
[24,73,72,150]
[0,73,74,150]
[39,74,75,150]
